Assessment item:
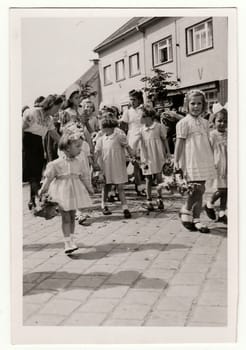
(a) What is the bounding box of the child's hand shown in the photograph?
[38,189,43,198]
[88,187,94,195]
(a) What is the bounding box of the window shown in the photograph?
[129,53,140,77]
[152,36,173,66]
[186,18,213,55]
[103,65,112,85]
[115,59,125,81]
[205,89,218,113]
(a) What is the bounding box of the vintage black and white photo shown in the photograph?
[10,7,238,345]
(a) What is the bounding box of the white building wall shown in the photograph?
[177,16,228,87]
[98,32,145,107]
[97,16,228,109]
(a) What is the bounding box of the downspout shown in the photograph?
[136,25,147,100]
[174,19,181,83]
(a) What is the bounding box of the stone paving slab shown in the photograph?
[22,184,227,327]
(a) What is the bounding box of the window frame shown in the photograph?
[186,17,214,56]
[103,64,113,86]
[129,52,141,78]
[115,59,126,82]
[152,35,173,67]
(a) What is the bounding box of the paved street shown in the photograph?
[23,183,227,327]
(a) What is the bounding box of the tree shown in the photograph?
[76,80,97,99]
[141,68,178,107]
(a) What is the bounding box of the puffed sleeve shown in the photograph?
[159,123,167,140]
[22,108,36,130]
[43,161,57,180]
[176,118,188,139]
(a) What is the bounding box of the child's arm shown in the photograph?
[38,176,53,196]
[160,124,171,158]
[38,162,56,196]
[174,138,185,169]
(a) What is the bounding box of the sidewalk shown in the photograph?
[23,184,227,326]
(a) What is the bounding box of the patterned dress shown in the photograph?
[136,122,168,176]
[95,131,129,184]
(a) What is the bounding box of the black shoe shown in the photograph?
[217,215,227,224]
[28,199,36,210]
[194,222,210,233]
[146,202,155,211]
[107,195,116,202]
[123,209,131,219]
[157,199,164,210]
[204,204,216,220]
[102,206,112,215]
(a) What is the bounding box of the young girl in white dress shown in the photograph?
[205,103,228,224]
[174,90,216,233]
[133,105,170,211]
[38,132,94,254]
[95,118,134,218]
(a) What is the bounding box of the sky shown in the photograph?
[21,17,130,107]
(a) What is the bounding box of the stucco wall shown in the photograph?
[97,16,228,108]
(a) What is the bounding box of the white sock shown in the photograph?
[122,204,128,210]
[219,210,226,217]
[206,201,214,209]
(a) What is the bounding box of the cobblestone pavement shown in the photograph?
[23,183,227,327]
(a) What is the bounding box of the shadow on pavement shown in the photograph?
[23,269,169,296]
[23,241,190,256]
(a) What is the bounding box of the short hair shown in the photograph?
[111,105,120,118]
[101,118,118,129]
[54,95,64,106]
[140,104,156,120]
[22,105,29,116]
[58,133,82,151]
[129,89,144,104]
[39,95,58,111]
[184,89,207,113]
[212,108,228,124]
[34,96,45,107]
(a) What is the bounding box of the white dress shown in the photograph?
[95,131,129,184]
[137,122,168,175]
[209,129,227,188]
[45,157,92,211]
[176,114,216,182]
[121,106,143,148]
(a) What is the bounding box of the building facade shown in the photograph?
[94,16,228,112]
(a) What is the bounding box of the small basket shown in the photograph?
[34,198,59,220]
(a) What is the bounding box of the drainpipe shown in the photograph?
[136,25,147,101]
[174,19,181,83]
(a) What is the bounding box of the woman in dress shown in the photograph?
[22,94,63,210]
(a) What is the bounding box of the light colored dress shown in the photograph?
[23,107,55,137]
[44,157,92,211]
[136,122,168,176]
[121,106,143,148]
[95,131,129,184]
[176,114,216,182]
[209,129,227,188]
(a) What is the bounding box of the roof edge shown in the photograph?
[94,17,157,53]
